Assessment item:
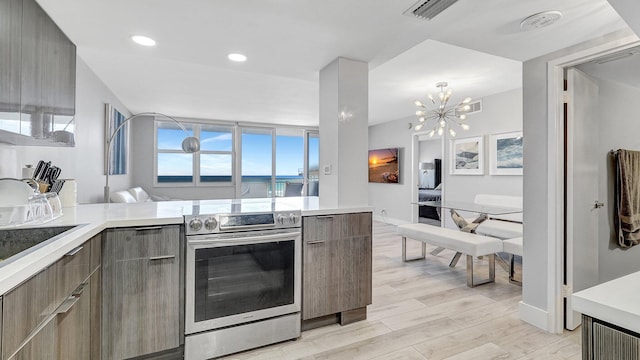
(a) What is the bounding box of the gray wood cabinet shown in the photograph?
[0,0,22,114]
[0,0,76,145]
[102,225,181,360]
[582,315,640,360]
[302,213,372,322]
[1,233,101,360]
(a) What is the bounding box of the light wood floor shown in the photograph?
[225,221,581,360]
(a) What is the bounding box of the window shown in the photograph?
[156,121,234,185]
[200,124,233,183]
[155,119,317,196]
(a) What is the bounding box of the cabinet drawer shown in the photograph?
[2,239,91,359]
[303,213,372,242]
[53,241,91,308]
[2,266,54,360]
[105,225,180,261]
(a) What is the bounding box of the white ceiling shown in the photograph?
[36,0,632,126]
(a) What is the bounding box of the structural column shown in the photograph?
[319,57,368,208]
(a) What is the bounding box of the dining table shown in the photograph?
[413,199,523,267]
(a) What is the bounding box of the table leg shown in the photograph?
[430,247,445,256]
[449,252,462,268]
[448,209,490,268]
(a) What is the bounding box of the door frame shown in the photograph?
[410,130,445,223]
[545,35,640,333]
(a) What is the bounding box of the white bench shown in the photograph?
[397,223,504,287]
[472,194,523,239]
[503,237,523,285]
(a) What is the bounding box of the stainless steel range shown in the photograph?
[184,208,301,359]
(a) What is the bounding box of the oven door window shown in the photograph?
[194,240,295,322]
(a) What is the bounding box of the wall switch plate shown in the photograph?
[323,164,332,175]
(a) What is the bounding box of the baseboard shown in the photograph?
[372,215,409,226]
[519,301,552,332]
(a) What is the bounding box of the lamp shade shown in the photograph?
[420,162,434,170]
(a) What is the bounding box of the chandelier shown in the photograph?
[412,82,473,137]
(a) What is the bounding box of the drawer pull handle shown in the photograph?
[65,246,83,257]
[56,296,80,314]
[316,215,334,219]
[306,240,325,245]
[135,226,162,231]
[149,255,176,261]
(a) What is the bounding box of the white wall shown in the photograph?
[319,57,369,208]
[368,117,414,224]
[588,77,640,283]
[0,57,131,204]
[368,88,523,225]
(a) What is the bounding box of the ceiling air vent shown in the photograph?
[455,100,482,117]
[403,0,459,20]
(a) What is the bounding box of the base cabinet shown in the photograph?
[1,233,101,360]
[102,225,181,360]
[582,315,640,360]
[302,213,372,322]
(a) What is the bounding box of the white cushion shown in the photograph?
[475,220,523,239]
[110,190,137,203]
[397,224,503,257]
[503,237,523,256]
[473,194,523,222]
[128,187,152,202]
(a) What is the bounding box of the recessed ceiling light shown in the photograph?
[520,10,563,31]
[131,35,156,47]
[228,53,247,62]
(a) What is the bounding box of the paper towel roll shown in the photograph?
[58,179,77,207]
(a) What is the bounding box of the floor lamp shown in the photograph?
[104,112,200,203]
[419,162,434,188]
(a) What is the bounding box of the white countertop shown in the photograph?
[0,197,372,295]
[572,271,640,333]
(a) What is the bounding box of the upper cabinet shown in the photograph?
[0,0,76,146]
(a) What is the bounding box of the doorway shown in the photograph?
[411,133,444,224]
[560,44,640,331]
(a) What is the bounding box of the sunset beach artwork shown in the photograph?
[369,148,399,183]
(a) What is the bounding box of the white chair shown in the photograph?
[284,182,303,197]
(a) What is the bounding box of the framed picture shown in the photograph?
[450,136,484,175]
[105,103,127,175]
[368,148,400,183]
[490,131,523,175]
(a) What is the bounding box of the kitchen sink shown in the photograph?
[0,225,80,267]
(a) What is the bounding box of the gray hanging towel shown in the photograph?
[616,149,640,247]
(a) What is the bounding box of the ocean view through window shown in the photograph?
[155,119,318,197]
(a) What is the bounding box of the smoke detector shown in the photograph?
[520,10,563,30]
[403,0,459,20]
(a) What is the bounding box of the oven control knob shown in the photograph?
[204,217,218,231]
[277,214,287,225]
[189,218,203,231]
[289,213,299,224]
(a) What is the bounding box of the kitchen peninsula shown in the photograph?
[0,197,373,359]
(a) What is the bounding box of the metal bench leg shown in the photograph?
[402,236,426,262]
[466,254,496,287]
[402,236,406,262]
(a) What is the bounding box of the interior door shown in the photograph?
[565,67,600,330]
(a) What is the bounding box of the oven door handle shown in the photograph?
[187,231,300,246]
